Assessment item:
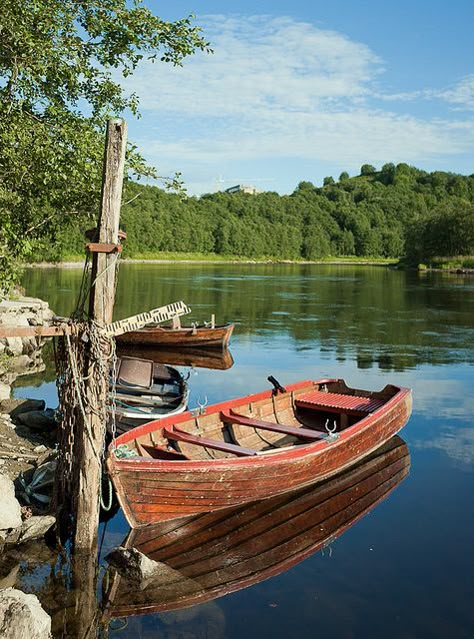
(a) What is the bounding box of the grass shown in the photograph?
[26,251,400,266]
[122,251,398,265]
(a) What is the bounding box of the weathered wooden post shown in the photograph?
[74,118,127,551]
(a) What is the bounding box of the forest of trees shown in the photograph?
[38,162,474,265]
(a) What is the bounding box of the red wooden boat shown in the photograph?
[115,321,234,348]
[103,436,409,616]
[107,377,412,528]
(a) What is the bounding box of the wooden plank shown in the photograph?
[224,410,327,441]
[85,242,122,254]
[163,427,257,457]
[0,325,73,338]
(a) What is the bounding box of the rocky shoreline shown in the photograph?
[0,296,56,637]
[0,296,57,480]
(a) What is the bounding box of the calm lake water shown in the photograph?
[16,264,474,638]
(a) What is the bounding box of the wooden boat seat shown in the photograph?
[295,390,385,415]
[163,426,258,457]
[222,410,327,440]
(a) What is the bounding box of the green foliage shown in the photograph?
[0,0,210,295]
[405,198,474,263]
[35,165,474,265]
[339,171,349,181]
[360,164,377,176]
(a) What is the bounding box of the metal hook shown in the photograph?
[198,396,208,413]
[191,395,208,416]
[325,419,339,440]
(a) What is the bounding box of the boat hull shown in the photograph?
[107,380,412,528]
[116,323,234,348]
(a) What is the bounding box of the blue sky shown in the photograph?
[123,1,474,195]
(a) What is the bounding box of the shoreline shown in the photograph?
[24,258,397,269]
[21,259,474,274]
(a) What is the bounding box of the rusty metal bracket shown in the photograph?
[85,242,123,254]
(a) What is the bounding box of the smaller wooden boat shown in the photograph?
[107,376,412,527]
[103,436,409,617]
[116,316,234,349]
[110,356,189,433]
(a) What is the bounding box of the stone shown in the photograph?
[0,588,51,639]
[0,414,14,429]
[33,445,48,454]
[0,475,22,531]
[0,383,10,401]
[105,547,165,590]
[9,399,46,419]
[4,338,23,357]
[5,516,56,546]
[17,409,57,432]
[8,355,34,374]
[0,565,20,590]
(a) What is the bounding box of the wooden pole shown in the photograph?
[73,118,127,551]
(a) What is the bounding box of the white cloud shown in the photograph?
[436,75,474,111]
[379,76,474,111]
[122,15,474,193]
[129,15,380,116]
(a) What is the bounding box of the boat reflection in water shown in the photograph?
[116,345,235,371]
[103,436,409,619]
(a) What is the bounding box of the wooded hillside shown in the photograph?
[35,163,474,265]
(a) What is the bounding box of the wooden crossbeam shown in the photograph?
[164,426,257,457]
[0,325,74,338]
[224,410,327,440]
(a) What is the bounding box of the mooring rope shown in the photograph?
[54,242,123,521]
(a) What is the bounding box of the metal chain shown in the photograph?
[55,322,116,510]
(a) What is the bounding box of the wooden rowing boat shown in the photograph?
[103,436,409,616]
[115,322,234,348]
[107,377,412,527]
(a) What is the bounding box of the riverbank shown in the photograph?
[25,255,399,268]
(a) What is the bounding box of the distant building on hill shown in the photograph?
[225,184,262,195]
